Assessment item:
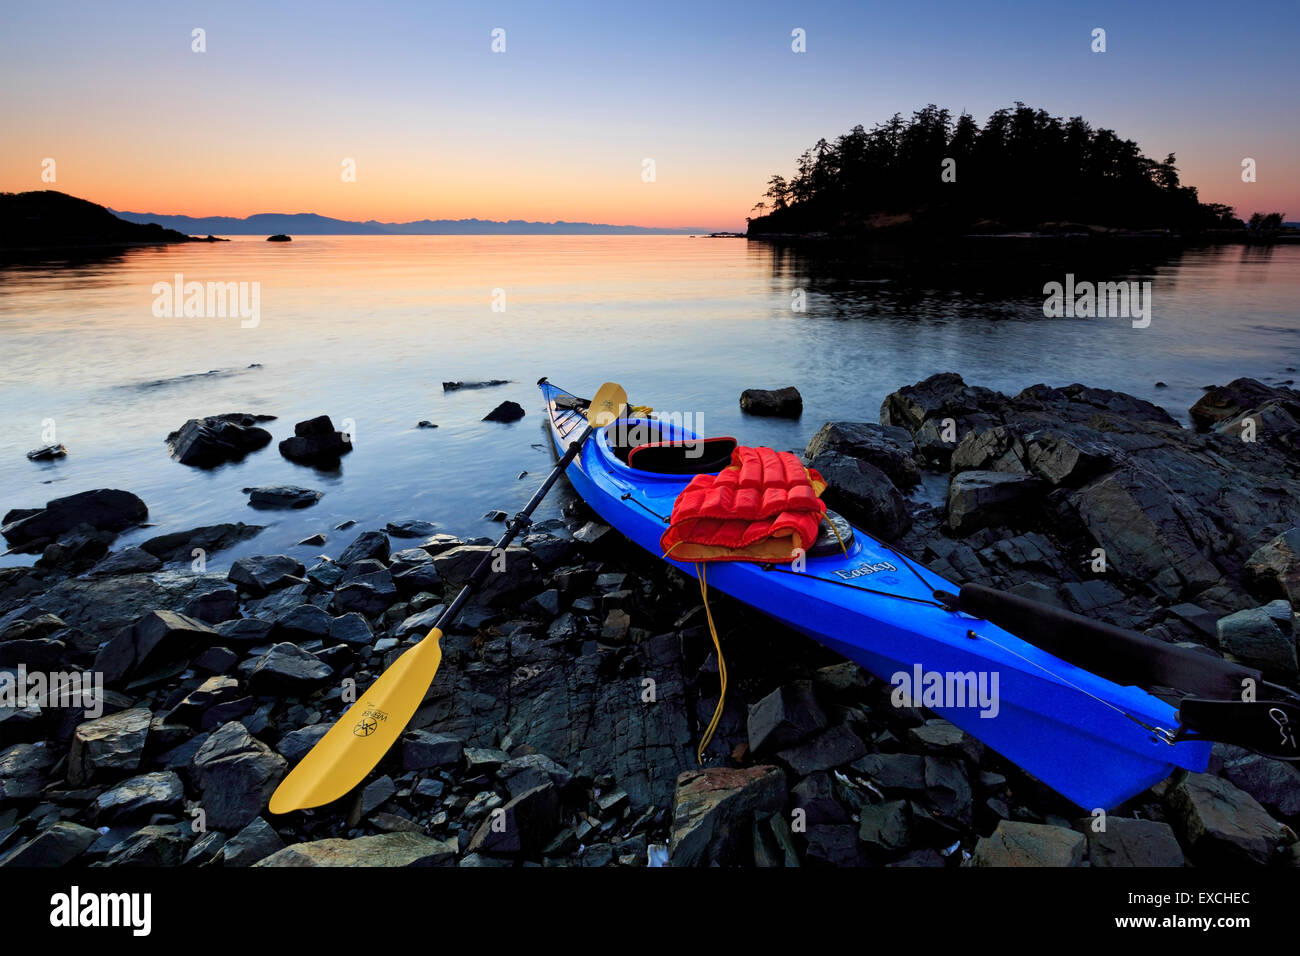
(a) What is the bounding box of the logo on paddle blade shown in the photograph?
[352,705,389,737]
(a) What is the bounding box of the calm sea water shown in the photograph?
[2,236,1298,571]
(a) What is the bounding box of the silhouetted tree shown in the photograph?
[749,103,1234,235]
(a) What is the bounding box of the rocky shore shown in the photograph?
[1,373,1298,867]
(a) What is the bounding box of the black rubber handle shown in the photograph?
[943,582,1261,700]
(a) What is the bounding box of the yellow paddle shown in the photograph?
[269,382,628,814]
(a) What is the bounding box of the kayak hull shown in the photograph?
[540,380,1211,809]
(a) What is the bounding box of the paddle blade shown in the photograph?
[268,629,444,814]
[586,382,628,427]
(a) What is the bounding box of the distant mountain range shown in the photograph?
[112,209,708,236]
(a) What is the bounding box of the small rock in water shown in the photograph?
[739,386,803,418]
[443,379,510,391]
[416,421,438,429]
[243,486,322,509]
[298,533,327,546]
[1154,381,1168,388]
[278,415,353,467]
[483,510,507,522]
[166,413,275,468]
[26,444,67,461]
[386,519,438,538]
[483,401,525,423]
[335,519,357,530]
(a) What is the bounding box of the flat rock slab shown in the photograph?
[670,765,787,867]
[244,486,322,510]
[69,707,153,785]
[256,832,457,867]
[1084,817,1184,867]
[1163,772,1287,866]
[972,820,1085,867]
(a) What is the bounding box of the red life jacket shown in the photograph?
[660,446,828,562]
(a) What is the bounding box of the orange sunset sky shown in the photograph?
[2,1,1296,231]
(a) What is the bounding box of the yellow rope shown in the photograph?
[695,562,727,765]
[821,512,849,556]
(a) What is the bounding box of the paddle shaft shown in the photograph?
[433,422,595,632]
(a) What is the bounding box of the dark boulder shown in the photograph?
[192,721,287,830]
[482,401,525,423]
[164,676,245,728]
[1085,817,1184,867]
[101,824,188,866]
[1067,468,1221,600]
[93,611,218,685]
[443,380,509,391]
[740,386,802,418]
[465,782,560,856]
[89,771,185,824]
[1,489,147,546]
[331,570,398,617]
[946,470,1044,534]
[669,766,787,867]
[402,730,464,770]
[386,519,438,538]
[278,415,353,467]
[166,414,275,467]
[775,725,869,776]
[68,707,153,785]
[432,545,535,606]
[183,587,241,624]
[222,817,286,867]
[272,603,333,642]
[0,821,97,866]
[89,547,163,576]
[1215,602,1297,679]
[804,421,920,488]
[140,522,264,561]
[1190,378,1300,432]
[244,486,322,510]
[228,555,306,595]
[972,821,1085,867]
[808,451,911,540]
[25,444,66,462]
[247,643,334,695]
[746,681,827,753]
[337,530,390,566]
[1163,772,1287,866]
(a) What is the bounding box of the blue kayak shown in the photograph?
[540,378,1213,809]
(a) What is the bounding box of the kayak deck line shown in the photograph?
[538,379,1214,810]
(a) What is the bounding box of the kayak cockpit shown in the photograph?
[599,418,737,476]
